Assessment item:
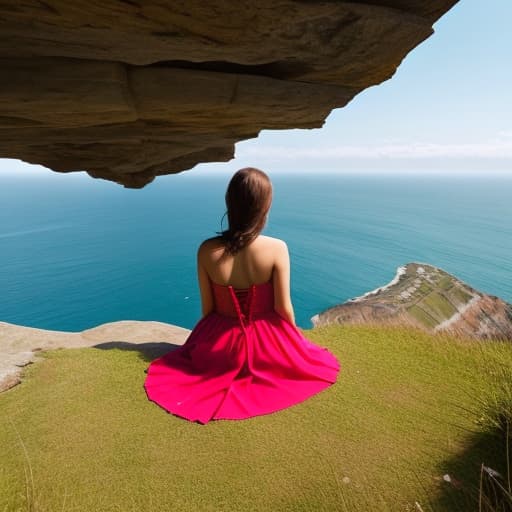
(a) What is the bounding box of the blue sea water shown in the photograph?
[0,171,511,331]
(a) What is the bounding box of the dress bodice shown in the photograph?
[210,279,274,322]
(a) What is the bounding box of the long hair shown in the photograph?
[219,167,272,255]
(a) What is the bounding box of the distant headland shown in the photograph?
[312,262,512,342]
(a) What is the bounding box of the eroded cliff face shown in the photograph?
[313,263,512,342]
[0,1,457,187]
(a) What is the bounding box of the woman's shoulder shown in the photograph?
[256,235,288,250]
[198,236,225,254]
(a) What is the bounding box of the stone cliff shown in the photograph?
[0,1,458,187]
[313,263,512,341]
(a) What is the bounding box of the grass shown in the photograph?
[437,277,453,291]
[407,305,438,328]
[418,283,433,295]
[422,293,458,320]
[475,362,512,512]
[451,286,473,305]
[0,324,511,511]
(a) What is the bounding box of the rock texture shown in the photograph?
[312,263,512,342]
[0,1,458,187]
[0,320,189,392]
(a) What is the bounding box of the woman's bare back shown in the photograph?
[200,235,279,288]
[197,235,295,324]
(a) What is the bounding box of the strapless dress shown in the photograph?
[143,279,341,424]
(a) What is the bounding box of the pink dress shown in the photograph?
[143,279,341,424]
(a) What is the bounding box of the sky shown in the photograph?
[1,0,511,179]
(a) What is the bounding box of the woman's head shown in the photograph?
[221,167,273,254]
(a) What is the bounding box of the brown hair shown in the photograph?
[219,167,273,255]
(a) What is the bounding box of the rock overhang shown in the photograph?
[0,0,458,188]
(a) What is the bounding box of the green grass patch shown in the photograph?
[1,325,511,511]
[419,282,433,295]
[450,286,473,306]
[438,277,453,291]
[408,305,439,328]
[422,293,458,321]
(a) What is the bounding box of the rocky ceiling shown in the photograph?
[0,1,458,188]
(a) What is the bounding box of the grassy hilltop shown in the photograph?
[1,324,511,512]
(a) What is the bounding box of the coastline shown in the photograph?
[311,264,409,326]
[347,265,408,303]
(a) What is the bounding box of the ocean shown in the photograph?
[1,170,511,331]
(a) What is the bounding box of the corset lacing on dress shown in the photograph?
[228,284,256,331]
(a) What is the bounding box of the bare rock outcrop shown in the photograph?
[0,1,458,187]
[0,320,189,392]
[312,263,512,342]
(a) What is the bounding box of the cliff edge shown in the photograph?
[0,320,189,393]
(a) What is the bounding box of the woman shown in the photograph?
[144,167,341,424]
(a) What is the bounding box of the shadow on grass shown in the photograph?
[429,424,510,512]
[92,341,182,363]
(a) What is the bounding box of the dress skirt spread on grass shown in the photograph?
[144,279,341,424]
